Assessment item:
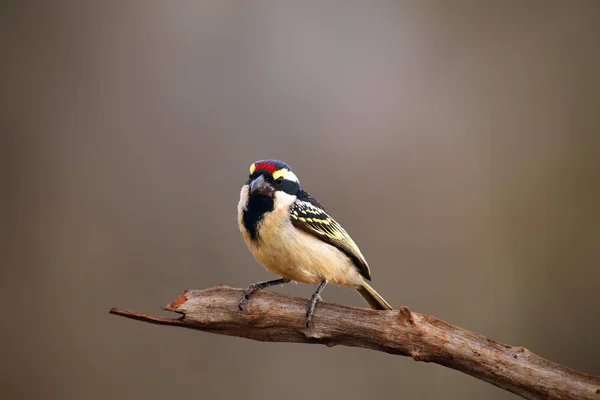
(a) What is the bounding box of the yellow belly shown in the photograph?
[248,229,363,287]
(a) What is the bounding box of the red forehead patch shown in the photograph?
[254,162,278,174]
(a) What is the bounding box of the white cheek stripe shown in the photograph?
[274,190,297,209]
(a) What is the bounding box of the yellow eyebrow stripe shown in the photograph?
[272,168,288,180]
[249,163,256,175]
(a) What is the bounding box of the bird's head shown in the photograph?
[239,159,325,241]
[245,159,300,198]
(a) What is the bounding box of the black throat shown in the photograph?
[243,194,274,241]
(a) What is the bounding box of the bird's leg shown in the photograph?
[238,278,289,310]
[306,279,328,328]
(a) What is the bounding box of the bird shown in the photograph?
[237,159,392,327]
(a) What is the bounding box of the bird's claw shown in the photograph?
[305,312,317,328]
[238,294,249,311]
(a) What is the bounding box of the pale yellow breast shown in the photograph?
[238,187,363,287]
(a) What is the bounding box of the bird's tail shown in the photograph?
[356,280,392,310]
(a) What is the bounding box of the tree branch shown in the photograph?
[109,285,599,400]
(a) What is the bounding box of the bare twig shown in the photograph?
[109,285,600,400]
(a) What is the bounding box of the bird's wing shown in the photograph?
[290,199,371,280]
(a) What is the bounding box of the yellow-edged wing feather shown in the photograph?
[290,199,371,280]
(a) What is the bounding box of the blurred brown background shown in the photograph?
[2,1,599,399]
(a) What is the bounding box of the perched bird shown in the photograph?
[237,159,392,326]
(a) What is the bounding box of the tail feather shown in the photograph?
[356,281,392,310]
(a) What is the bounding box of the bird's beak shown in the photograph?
[250,175,274,197]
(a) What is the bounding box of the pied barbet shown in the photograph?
[237,159,392,327]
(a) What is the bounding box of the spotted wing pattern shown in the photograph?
[290,200,371,280]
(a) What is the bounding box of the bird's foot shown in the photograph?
[237,293,249,311]
[238,278,290,311]
[305,279,328,328]
[238,284,259,311]
[305,294,322,327]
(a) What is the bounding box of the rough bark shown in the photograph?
[109,285,600,400]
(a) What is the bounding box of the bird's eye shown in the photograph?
[274,178,283,186]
